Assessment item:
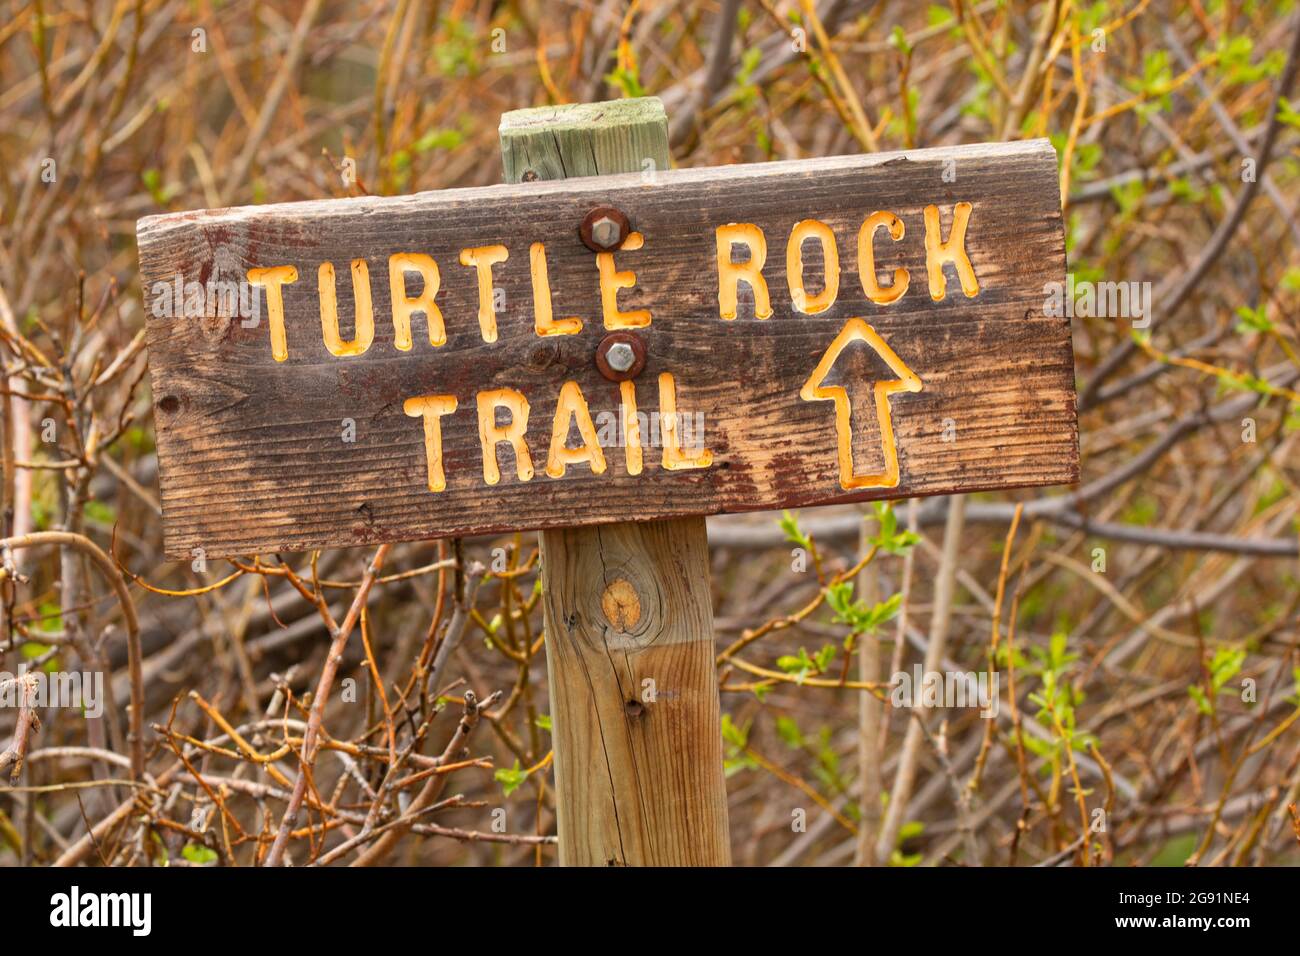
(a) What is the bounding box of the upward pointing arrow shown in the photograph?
[800,318,923,490]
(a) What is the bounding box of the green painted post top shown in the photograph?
[498,97,671,184]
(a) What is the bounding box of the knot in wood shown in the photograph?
[600,578,642,632]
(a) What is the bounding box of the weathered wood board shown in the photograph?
[137,139,1075,559]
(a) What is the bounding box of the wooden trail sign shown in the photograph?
[137,138,1075,561]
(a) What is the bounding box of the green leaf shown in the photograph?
[777,647,816,683]
[1169,176,1206,203]
[433,15,482,77]
[825,580,854,618]
[898,820,925,841]
[35,601,61,633]
[412,128,464,153]
[721,714,757,776]
[182,843,218,865]
[779,510,812,549]
[874,501,897,539]
[775,715,803,749]
[828,581,901,636]
[495,760,527,796]
[1209,645,1246,693]
[1278,97,1300,131]
[863,593,903,632]
[141,168,177,205]
[870,503,919,554]
[1022,733,1054,758]
[1110,178,1147,216]
[83,500,116,525]
[720,713,749,749]
[1234,304,1273,334]
[738,45,762,84]
[926,5,954,27]
[604,66,646,98]
[723,752,759,777]
[887,25,912,56]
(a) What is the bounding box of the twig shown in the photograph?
[264,543,391,867]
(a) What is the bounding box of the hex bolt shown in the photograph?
[595,331,647,382]
[605,341,636,372]
[590,217,620,249]
[579,206,631,253]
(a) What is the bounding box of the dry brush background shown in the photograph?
[1,0,1299,866]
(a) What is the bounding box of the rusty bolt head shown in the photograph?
[580,206,631,252]
[605,342,636,372]
[595,331,646,382]
[591,217,620,248]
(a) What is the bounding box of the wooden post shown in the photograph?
[498,99,731,866]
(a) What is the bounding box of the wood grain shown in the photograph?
[538,516,730,865]
[138,128,1074,559]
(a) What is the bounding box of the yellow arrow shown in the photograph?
[800,318,923,490]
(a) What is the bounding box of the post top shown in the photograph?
[497,97,670,184]
[498,97,666,135]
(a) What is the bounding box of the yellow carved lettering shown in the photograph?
[247,265,298,362]
[477,389,533,484]
[858,211,910,305]
[546,380,607,478]
[786,219,840,315]
[620,380,643,476]
[716,223,771,320]
[530,242,583,336]
[923,202,979,301]
[389,253,445,349]
[598,232,651,329]
[459,245,508,343]
[658,372,712,470]
[404,394,458,492]
[318,259,375,358]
